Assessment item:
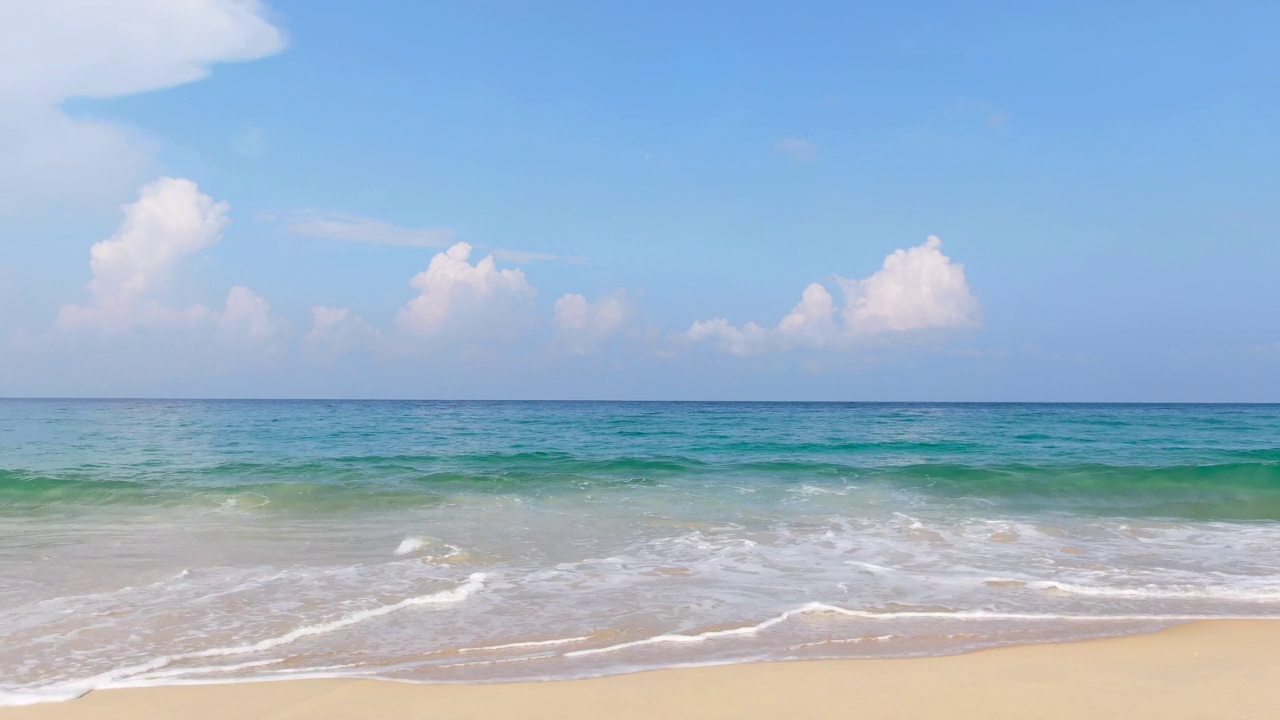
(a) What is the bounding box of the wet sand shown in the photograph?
[4,620,1278,720]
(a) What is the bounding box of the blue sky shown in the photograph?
[1,0,1277,400]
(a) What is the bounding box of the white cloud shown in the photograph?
[494,248,587,265]
[777,283,838,348]
[219,285,278,340]
[682,235,981,355]
[285,211,456,248]
[0,109,152,212]
[57,177,282,343]
[396,242,536,336]
[684,318,772,356]
[776,137,818,162]
[304,306,379,360]
[282,210,585,263]
[552,290,633,354]
[231,125,266,159]
[59,177,229,330]
[0,0,284,210]
[839,235,982,333]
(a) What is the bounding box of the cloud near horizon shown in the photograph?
[57,177,283,345]
[682,236,981,355]
[304,306,381,362]
[20,177,984,374]
[396,242,537,338]
[0,0,284,211]
[552,290,634,355]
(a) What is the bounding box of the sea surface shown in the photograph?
[3,400,1280,705]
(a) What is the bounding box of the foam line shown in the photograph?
[564,601,1280,658]
[459,636,592,653]
[124,658,286,682]
[0,574,486,708]
[1031,582,1280,601]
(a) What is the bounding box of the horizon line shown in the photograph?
[2,397,1278,405]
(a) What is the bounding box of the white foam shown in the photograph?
[395,537,430,556]
[565,603,838,658]
[0,688,87,708]
[459,636,592,653]
[845,560,895,574]
[96,661,375,691]
[564,601,1280,658]
[440,653,559,669]
[170,573,486,660]
[1032,581,1280,601]
[0,574,487,708]
[394,537,465,562]
[125,658,286,683]
[892,513,926,531]
[789,485,853,497]
[790,634,896,650]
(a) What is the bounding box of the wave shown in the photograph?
[7,595,1279,707]
[0,574,486,708]
[3,458,1279,518]
[564,602,1280,658]
[1031,582,1280,601]
[458,636,593,653]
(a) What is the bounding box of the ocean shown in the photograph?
[3,400,1280,705]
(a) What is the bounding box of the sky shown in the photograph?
[1,0,1278,401]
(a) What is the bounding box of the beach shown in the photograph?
[3,620,1278,719]
[6,0,1277,712]
[4,401,1280,706]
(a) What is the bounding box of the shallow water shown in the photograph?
[3,400,1279,705]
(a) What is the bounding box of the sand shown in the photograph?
[4,620,1279,719]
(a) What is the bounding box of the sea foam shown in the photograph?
[0,574,486,708]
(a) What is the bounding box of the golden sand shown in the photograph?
[4,620,1279,720]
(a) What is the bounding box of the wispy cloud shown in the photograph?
[279,210,585,263]
[493,249,587,265]
[284,210,456,248]
[231,126,266,159]
[0,0,284,211]
[950,98,1009,128]
[776,137,818,162]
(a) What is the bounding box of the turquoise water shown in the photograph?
[3,401,1280,704]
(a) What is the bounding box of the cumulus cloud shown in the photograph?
[0,0,284,210]
[682,235,980,355]
[839,236,982,333]
[552,290,633,354]
[684,318,772,356]
[777,283,839,348]
[304,306,379,361]
[219,286,278,340]
[396,242,536,337]
[59,177,229,330]
[57,177,282,342]
[776,137,818,162]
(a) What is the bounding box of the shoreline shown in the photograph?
[5,620,1280,719]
